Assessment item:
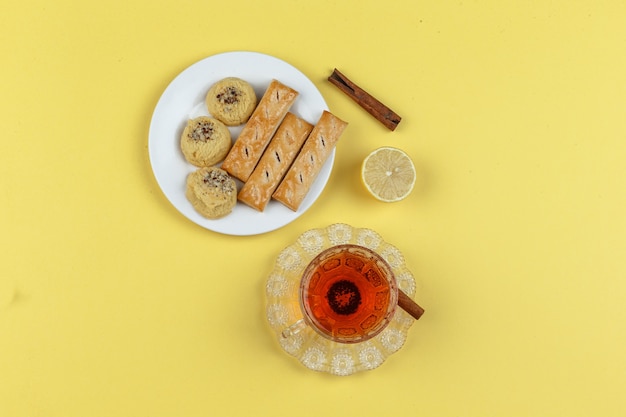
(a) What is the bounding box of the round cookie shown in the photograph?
[206,77,257,126]
[181,116,231,167]
[185,167,237,219]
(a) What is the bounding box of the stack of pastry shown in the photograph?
[237,112,313,211]
[221,79,348,212]
[271,110,347,211]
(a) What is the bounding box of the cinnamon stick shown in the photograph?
[328,68,401,131]
[397,289,425,321]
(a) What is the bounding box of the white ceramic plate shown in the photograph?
[148,51,332,235]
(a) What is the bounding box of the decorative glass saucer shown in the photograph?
[265,223,419,376]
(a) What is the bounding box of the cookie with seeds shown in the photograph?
[206,77,257,126]
[180,116,231,167]
[185,166,237,219]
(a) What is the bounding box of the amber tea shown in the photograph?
[299,244,398,343]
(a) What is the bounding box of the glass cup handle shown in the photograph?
[281,319,306,339]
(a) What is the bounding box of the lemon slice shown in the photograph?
[361,147,416,202]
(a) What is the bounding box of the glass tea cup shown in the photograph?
[282,244,422,344]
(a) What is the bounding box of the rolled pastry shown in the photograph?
[221,79,298,182]
[238,113,313,211]
[272,111,348,211]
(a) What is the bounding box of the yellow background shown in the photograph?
[1,0,625,415]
